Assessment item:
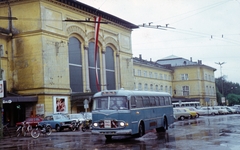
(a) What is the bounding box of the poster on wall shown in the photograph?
[36,104,44,117]
[53,96,68,114]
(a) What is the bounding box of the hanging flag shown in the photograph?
[94,16,101,91]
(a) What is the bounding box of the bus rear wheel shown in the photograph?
[156,118,168,132]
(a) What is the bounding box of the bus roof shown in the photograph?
[93,89,171,98]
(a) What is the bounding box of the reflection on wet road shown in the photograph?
[1,114,240,150]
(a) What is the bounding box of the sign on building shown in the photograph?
[36,104,44,116]
[0,80,4,98]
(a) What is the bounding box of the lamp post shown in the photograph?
[215,62,225,104]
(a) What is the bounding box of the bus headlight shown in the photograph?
[119,122,125,127]
[93,122,98,127]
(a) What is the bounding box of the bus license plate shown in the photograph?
[104,120,111,128]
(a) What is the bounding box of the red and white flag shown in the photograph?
[94,16,101,91]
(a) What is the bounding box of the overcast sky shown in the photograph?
[78,0,240,84]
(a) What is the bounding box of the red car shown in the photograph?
[16,117,43,127]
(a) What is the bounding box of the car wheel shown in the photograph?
[56,125,61,132]
[179,116,185,120]
[196,114,199,118]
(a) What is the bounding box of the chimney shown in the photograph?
[150,58,152,62]
[198,60,202,64]
[190,57,192,62]
[139,54,142,60]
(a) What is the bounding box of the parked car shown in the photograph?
[186,107,208,116]
[231,105,240,113]
[173,108,191,120]
[182,108,199,118]
[200,107,218,115]
[212,106,228,115]
[226,107,236,114]
[68,113,85,124]
[82,112,92,120]
[16,117,43,127]
[38,114,73,132]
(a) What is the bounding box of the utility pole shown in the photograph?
[215,62,225,105]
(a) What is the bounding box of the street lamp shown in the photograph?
[215,62,225,104]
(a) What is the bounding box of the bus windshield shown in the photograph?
[93,96,128,110]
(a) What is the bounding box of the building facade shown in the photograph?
[133,55,217,106]
[0,0,217,128]
[156,55,217,106]
[0,0,138,126]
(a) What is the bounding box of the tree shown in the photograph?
[215,77,240,105]
[226,94,240,106]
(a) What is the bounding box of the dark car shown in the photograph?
[16,117,43,127]
[38,114,73,132]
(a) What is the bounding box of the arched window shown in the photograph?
[144,83,148,91]
[105,46,115,90]
[155,85,158,92]
[160,85,163,91]
[88,42,101,93]
[150,84,153,91]
[68,37,83,92]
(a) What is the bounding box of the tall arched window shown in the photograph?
[68,37,83,92]
[105,46,115,90]
[88,42,101,93]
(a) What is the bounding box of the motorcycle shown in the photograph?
[31,123,52,138]
[81,119,92,132]
[71,120,81,131]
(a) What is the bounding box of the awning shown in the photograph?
[2,96,38,103]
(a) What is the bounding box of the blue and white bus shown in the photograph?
[91,89,174,140]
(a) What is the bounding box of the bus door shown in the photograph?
[130,96,143,134]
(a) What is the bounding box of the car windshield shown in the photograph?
[93,96,129,110]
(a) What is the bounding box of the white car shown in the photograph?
[226,107,236,113]
[187,107,209,116]
[200,107,219,115]
[212,106,228,114]
[68,113,86,123]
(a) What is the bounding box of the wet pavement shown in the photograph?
[0,114,240,150]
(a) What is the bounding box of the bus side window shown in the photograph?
[131,97,136,108]
[136,96,143,108]
[150,96,156,106]
[169,97,172,104]
[164,96,170,105]
[143,96,150,107]
[155,96,160,106]
[159,97,165,105]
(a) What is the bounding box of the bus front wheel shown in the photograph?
[138,123,145,137]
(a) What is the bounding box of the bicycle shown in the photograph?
[31,124,52,138]
[3,123,11,137]
[16,125,22,137]
[21,121,32,136]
